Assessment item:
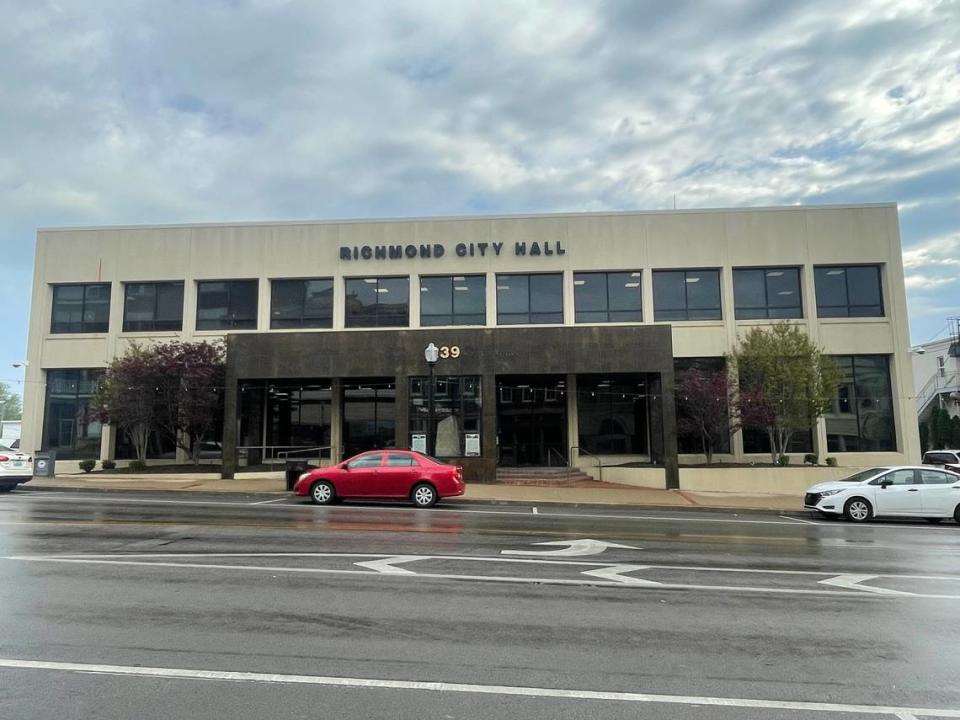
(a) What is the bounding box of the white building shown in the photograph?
[22,203,920,487]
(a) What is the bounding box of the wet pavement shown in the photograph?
[1,487,959,719]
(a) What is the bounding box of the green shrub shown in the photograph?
[803,453,818,466]
[101,459,116,470]
[777,455,791,466]
[825,457,838,467]
[128,460,148,472]
[78,459,96,473]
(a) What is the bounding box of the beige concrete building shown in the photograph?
[22,203,920,486]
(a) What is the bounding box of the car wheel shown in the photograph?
[843,497,872,523]
[954,504,960,524]
[925,518,943,524]
[310,480,336,506]
[411,482,437,508]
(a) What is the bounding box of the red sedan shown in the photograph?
[293,450,465,507]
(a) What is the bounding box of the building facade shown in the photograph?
[22,204,920,486]
[913,322,960,424]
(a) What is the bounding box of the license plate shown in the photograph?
[12,461,22,467]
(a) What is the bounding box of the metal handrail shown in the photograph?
[918,371,960,412]
[570,445,602,483]
[237,445,333,467]
[546,447,569,468]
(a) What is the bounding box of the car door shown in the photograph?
[341,453,385,496]
[872,469,923,516]
[919,468,960,517]
[377,453,419,497]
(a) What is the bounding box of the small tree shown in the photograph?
[94,345,165,461]
[929,409,942,450]
[732,323,839,464]
[0,383,22,422]
[676,367,738,463]
[935,407,954,449]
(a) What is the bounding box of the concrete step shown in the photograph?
[494,467,596,486]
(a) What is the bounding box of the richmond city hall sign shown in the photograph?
[339,241,567,261]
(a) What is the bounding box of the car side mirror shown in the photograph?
[879,479,893,488]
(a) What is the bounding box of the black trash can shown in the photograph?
[284,459,315,491]
[33,450,56,478]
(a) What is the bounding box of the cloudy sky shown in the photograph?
[1,0,958,394]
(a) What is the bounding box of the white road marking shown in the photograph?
[353,556,421,575]
[0,658,957,717]
[819,574,912,596]
[780,514,823,525]
[8,553,960,599]
[532,506,538,514]
[580,565,658,585]
[248,498,289,505]
[501,539,641,557]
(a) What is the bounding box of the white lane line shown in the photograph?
[248,498,289,505]
[532,506,538,515]
[780,514,823,525]
[9,555,957,598]
[0,658,956,717]
[819,574,912,596]
[353,556,420,575]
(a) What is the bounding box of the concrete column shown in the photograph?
[655,371,680,490]
[221,337,238,479]
[480,372,498,479]
[329,378,343,462]
[565,374,578,462]
[394,374,409,449]
[101,424,116,462]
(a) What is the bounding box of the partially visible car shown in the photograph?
[0,444,33,493]
[293,449,465,507]
[923,450,960,473]
[804,465,960,523]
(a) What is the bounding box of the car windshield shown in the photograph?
[838,467,888,482]
[0,445,12,453]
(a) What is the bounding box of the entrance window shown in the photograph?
[496,273,563,325]
[271,279,333,329]
[51,283,111,333]
[826,355,895,452]
[496,375,567,466]
[409,376,482,457]
[123,282,184,332]
[196,280,258,330]
[237,380,332,464]
[653,269,722,321]
[420,275,486,326]
[577,375,649,455]
[343,379,396,457]
[674,358,732,454]
[345,277,409,328]
[574,272,642,323]
[42,369,104,459]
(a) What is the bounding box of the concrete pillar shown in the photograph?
[394,375,409,449]
[565,374,578,462]
[221,364,238,480]
[329,378,343,462]
[480,372,498,479]
[101,424,116,462]
[654,371,680,490]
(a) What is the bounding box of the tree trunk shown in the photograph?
[767,428,777,464]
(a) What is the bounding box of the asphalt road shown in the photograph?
[1,488,959,719]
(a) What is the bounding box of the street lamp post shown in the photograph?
[424,343,440,455]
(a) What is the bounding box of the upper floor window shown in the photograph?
[733,267,802,320]
[123,282,184,332]
[652,269,721,321]
[345,277,409,328]
[814,265,883,318]
[496,273,563,325]
[420,275,486,326]
[574,271,642,323]
[271,278,333,329]
[51,283,111,334]
[196,280,258,330]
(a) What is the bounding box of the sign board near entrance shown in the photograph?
[411,434,427,453]
[465,433,480,456]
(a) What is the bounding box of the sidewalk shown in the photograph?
[24,473,803,512]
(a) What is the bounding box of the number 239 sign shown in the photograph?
[438,345,461,359]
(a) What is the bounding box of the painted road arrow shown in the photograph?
[501,539,641,557]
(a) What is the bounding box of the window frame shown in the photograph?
[733,266,803,320]
[573,271,643,324]
[652,269,722,322]
[195,279,259,331]
[419,274,487,326]
[122,281,185,333]
[344,276,410,328]
[496,272,564,325]
[270,277,334,330]
[814,264,884,318]
[826,354,896,453]
[50,283,112,334]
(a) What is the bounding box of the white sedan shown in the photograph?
[0,444,33,492]
[804,466,960,523]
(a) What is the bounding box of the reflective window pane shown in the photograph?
[51,284,111,333]
[420,275,485,326]
[826,355,895,452]
[574,273,607,313]
[577,374,649,455]
[196,280,257,330]
[409,375,482,457]
[734,268,801,320]
[497,273,562,325]
[654,270,720,321]
[123,282,183,332]
[575,272,642,323]
[271,279,332,329]
[42,369,104,459]
[815,266,883,318]
[345,277,408,328]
